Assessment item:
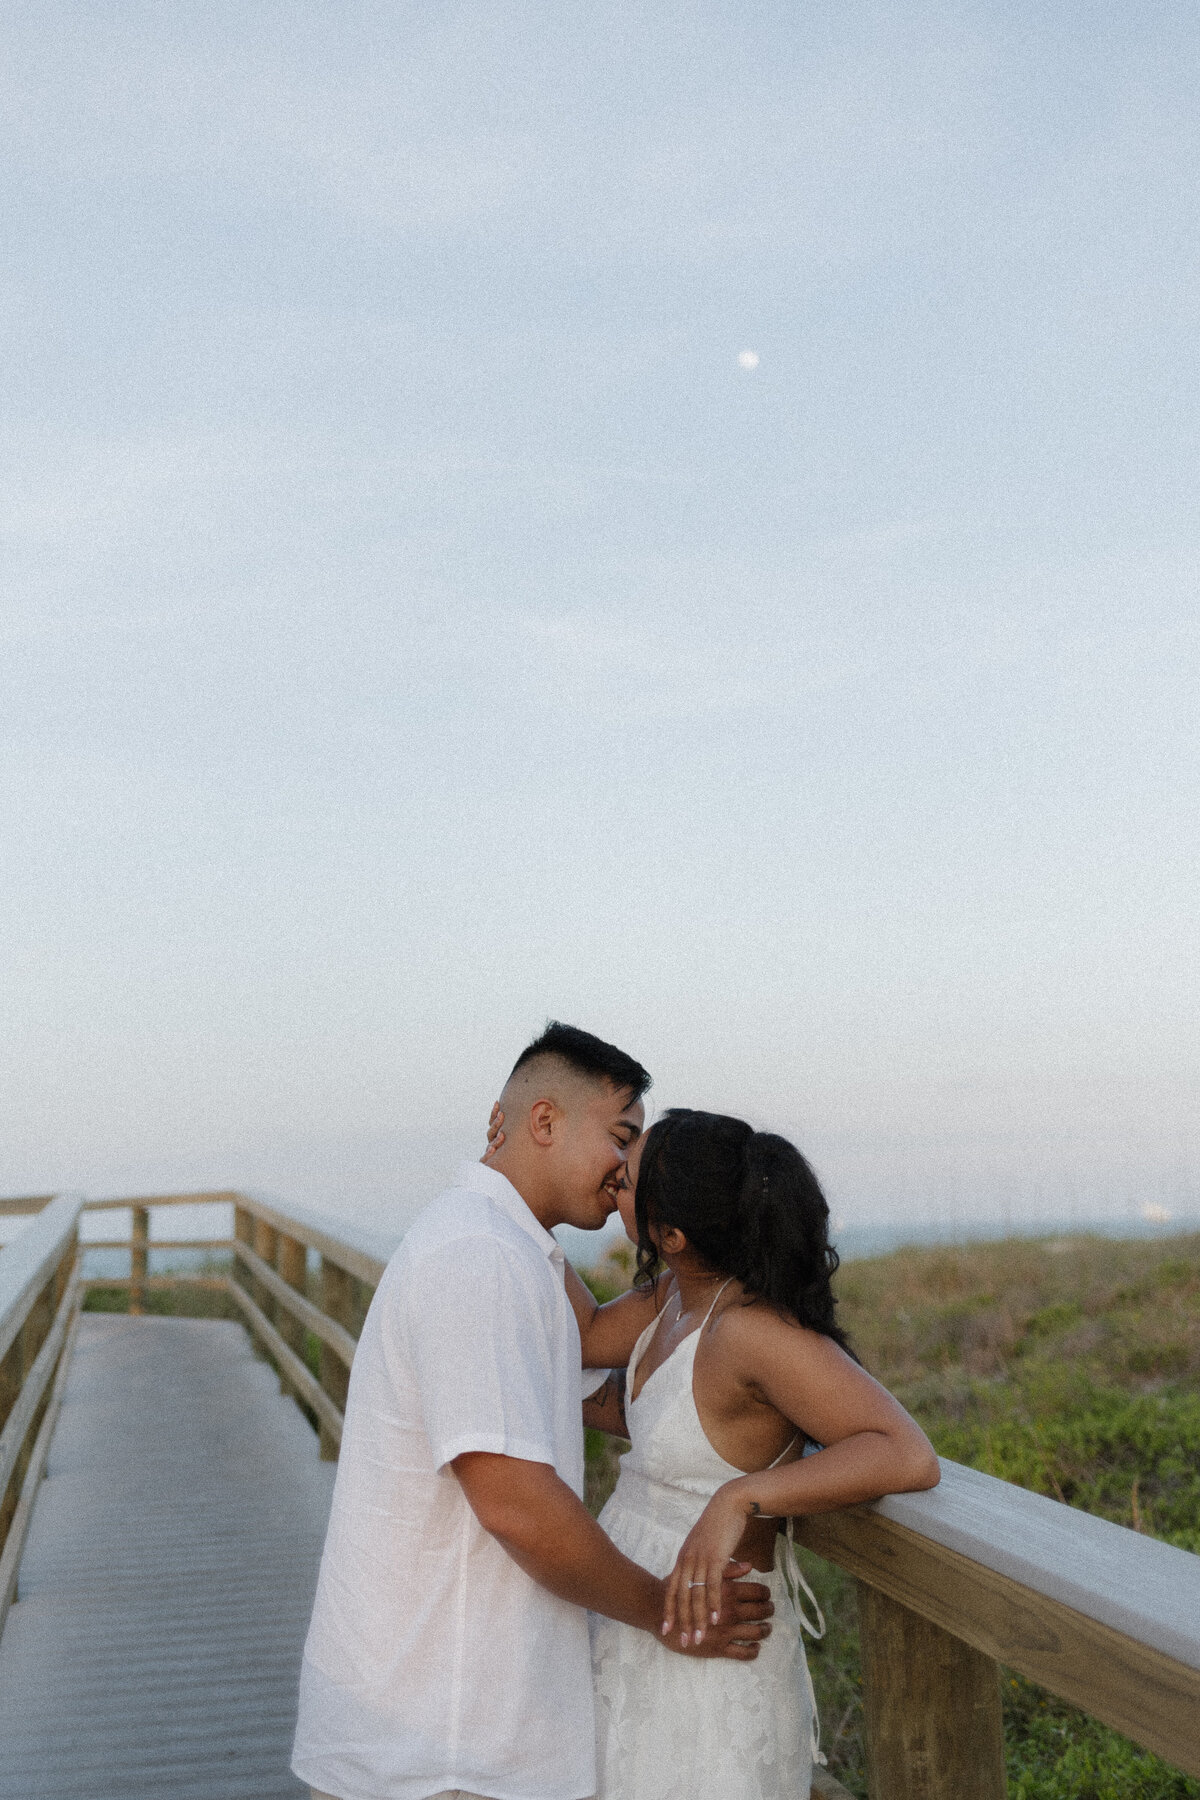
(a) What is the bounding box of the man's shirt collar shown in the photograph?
[452,1160,564,1263]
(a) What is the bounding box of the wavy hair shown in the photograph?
[634,1108,855,1356]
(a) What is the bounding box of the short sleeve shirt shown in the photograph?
[292,1162,596,1800]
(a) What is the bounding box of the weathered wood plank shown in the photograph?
[233,1241,357,1370]
[85,1190,397,1286]
[0,1314,335,1797]
[0,1272,78,1502]
[854,1458,1200,1667]
[317,1259,355,1460]
[80,1276,230,1294]
[0,1290,80,1635]
[81,1190,242,1212]
[83,1237,232,1253]
[0,1197,56,1219]
[128,1207,149,1315]
[857,1580,1005,1800]
[252,1217,279,1325]
[274,1234,309,1405]
[237,1191,395,1287]
[0,1195,82,1367]
[797,1500,1200,1777]
[224,1279,344,1448]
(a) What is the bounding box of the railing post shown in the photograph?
[857,1581,1005,1800]
[54,1235,75,1308]
[6,1274,56,1542]
[0,1327,22,1550]
[318,1258,354,1461]
[233,1205,254,1299]
[129,1206,150,1315]
[251,1219,278,1322]
[276,1234,308,1402]
[248,1216,281,1388]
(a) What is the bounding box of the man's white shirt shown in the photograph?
[292,1161,598,1800]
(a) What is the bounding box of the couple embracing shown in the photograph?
[292,1023,938,1800]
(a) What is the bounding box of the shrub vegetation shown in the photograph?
[585,1231,1200,1798]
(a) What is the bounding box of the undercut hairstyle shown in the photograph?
[509,1021,651,1104]
[634,1108,856,1358]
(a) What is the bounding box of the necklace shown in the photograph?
[671,1274,728,1325]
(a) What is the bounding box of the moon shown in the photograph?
[737,349,760,370]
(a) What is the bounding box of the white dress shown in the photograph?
[590,1291,825,1800]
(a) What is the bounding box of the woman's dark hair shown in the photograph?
[634,1109,855,1357]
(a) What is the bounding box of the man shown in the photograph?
[292,1022,773,1800]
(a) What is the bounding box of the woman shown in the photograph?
[489,1105,939,1800]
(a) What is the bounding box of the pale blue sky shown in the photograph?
[2,1,1197,1239]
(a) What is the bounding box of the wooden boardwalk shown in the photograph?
[4,1192,1200,1800]
[0,1314,335,1798]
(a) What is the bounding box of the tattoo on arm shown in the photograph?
[583,1368,628,1438]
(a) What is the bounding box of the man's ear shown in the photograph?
[528,1098,558,1146]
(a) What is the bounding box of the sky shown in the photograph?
[2,0,1198,1245]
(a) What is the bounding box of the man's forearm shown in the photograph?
[453,1452,661,1632]
[581,1368,628,1438]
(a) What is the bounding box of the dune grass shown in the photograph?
[584,1232,1200,1798]
[82,1280,236,1319]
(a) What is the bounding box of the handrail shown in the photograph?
[80,1189,241,1212]
[0,1193,82,1642]
[0,1291,81,1626]
[848,1458,1199,1666]
[83,1188,399,1286]
[0,1194,83,1367]
[797,1463,1200,1786]
[72,1189,400,1459]
[230,1189,400,1286]
[231,1240,359,1368]
[14,1186,1199,1795]
[0,1271,79,1502]
[0,1195,56,1220]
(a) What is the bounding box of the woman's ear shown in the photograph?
[660,1226,688,1257]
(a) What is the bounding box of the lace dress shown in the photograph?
[590,1291,825,1800]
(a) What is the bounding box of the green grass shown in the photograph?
[583,1232,1200,1798]
[1001,1673,1200,1800]
[82,1280,235,1320]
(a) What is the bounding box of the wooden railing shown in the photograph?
[0,1193,82,1637]
[70,1188,397,1459]
[3,1189,1199,1797]
[797,1464,1200,1796]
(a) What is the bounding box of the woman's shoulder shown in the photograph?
[709,1289,833,1366]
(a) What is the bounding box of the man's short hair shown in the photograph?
[509,1021,651,1104]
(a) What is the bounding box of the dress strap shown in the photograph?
[699,1277,735,1329]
